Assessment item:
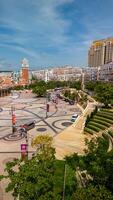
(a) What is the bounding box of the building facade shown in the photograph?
[32,66,82,82]
[88,38,113,67]
[19,58,29,85]
[83,62,113,83]
[0,71,13,88]
[98,62,113,82]
[83,67,99,82]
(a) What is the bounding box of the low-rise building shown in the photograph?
[83,62,113,83]
[32,66,82,82]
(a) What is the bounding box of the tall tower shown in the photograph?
[21,58,29,85]
[88,38,113,67]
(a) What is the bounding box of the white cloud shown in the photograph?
[0,0,113,68]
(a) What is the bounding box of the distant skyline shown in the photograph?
[0,0,113,70]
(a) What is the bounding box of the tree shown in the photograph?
[32,85,46,97]
[65,164,77,199]
[47,81,57,89]
[63,90,70,98]
[65,135,113,194]
[79,137,113,191]
[31,134,53,150]
[85,81,99,91]
[94,83,113,107]
[65,153,79,170]
[80,93,87,103]
[0,135,56,200]
[72,185,113,200]
[69,81,81,90]
[69,92,77,101]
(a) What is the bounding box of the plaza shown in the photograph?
[0,90,84,200]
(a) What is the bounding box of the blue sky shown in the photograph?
[0,0,113,70]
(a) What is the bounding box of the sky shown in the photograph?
[0,0,113,70]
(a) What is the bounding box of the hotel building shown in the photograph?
[88,38,113,67]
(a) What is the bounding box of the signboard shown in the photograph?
[21,144,27,160]
[21,144,27,152]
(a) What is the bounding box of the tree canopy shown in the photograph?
[72,185,113,200]
[29,80,82,97]
[65,136,113,194]
[85,81,113,107]
[94,83,113,107]
[0,135,56,200]
[1,133,113,199]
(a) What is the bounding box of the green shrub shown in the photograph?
[88,122,106,130]
[54,160,65,195]
[100,109,113,114]
[85,106,98,127]
[92,119,110,127]
[85,115,90,126]
[96,112,113,120]
[93,116,113,125]
[108,131,113,138]
[90,106,98,118]
[102,133,109,151]
[99,111,113,117]
[86,124,101,132]
[102,133,109,141]
[84,127,94,135]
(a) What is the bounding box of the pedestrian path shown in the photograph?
[54,102,95,159]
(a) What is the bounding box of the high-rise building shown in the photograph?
[88,38,113,67]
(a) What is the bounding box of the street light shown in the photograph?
[11,105,16,134]
[20,127,29,160]
[11,90,19,134]
[24,129,28,159]
[46,92,50,118]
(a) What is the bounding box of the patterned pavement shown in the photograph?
[0,91,82,200]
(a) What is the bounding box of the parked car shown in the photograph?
[64,98,69,102]
[71,113,78,122]
[69,100,74,105]
[20,121,35,131]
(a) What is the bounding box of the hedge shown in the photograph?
[86,124,101,132]
[91,119,110,127]
[108,131,113,138]
[102,133,109,151]
[99,111,113,117]
[96,112,113,120]
[100,109,113,114]
[88,122,106,130]
[93,116,113,125]
[84,127,94,135]
[102,133,109,140]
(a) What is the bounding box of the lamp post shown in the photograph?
[11,90,18,134]
[11,105,16,134]
[24,129,28,159]
[46,92,48,118]
[46,92,50,118]
[20,127,28,160]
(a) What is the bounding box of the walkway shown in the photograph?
[54,102,95,160]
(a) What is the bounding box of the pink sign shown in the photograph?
[21,144,27,152]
